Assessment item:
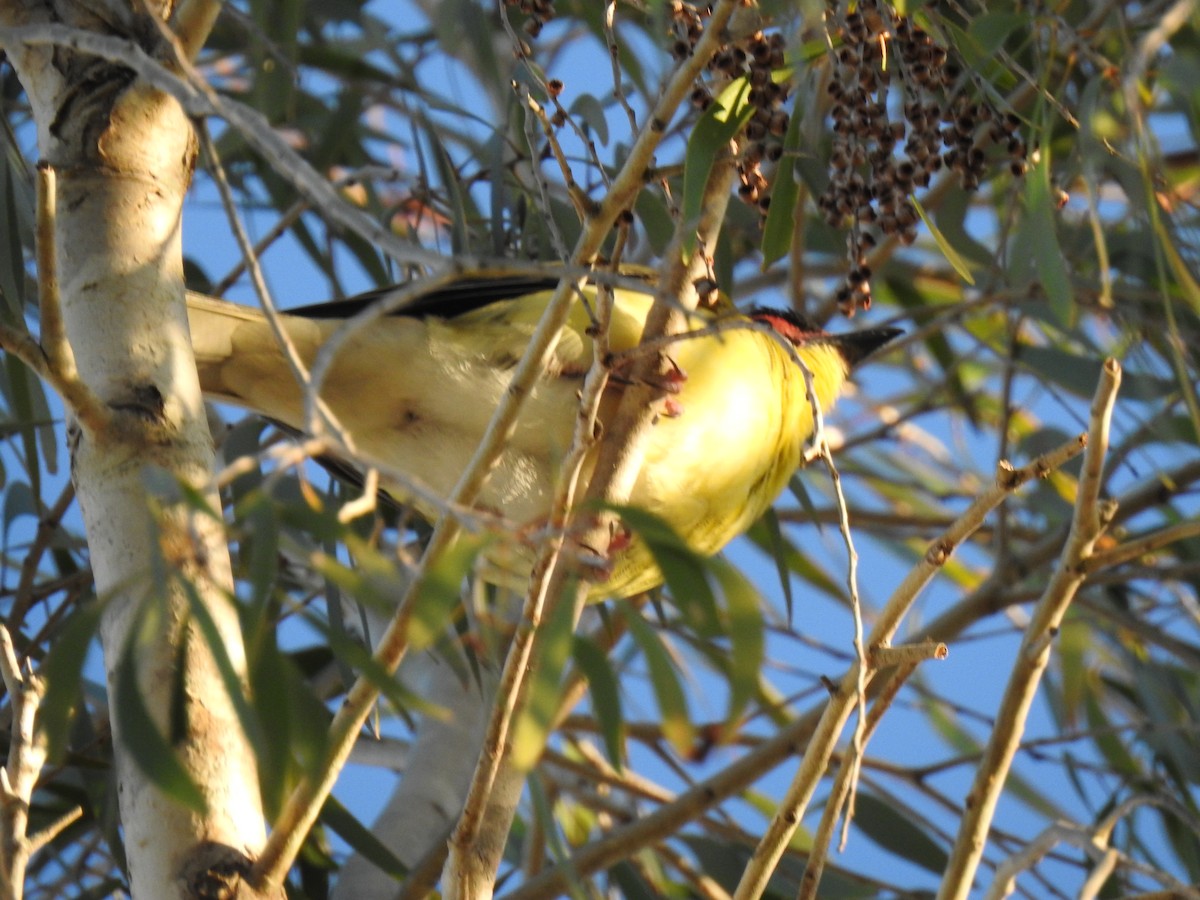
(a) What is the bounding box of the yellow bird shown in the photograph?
[186,272,900,597]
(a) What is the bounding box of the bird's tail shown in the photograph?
[186,292,263,366]
[186,291,275,405]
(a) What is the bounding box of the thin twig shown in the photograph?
[984,795,1199,900]
[27,163,110,435]
[1079,519,1200,573]
[24,805,82,857]
[936,359,1121,900]
[799,660,923,900]
[169,0,221,60]
[0,624,47,900]
[8,482,75,634]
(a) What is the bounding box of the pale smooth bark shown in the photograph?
[334,651,499,899]
[0,4,276,897]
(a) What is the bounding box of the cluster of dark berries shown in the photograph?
[505,0,556,38]
[726,32,790,215]
[668,1,710,67]
[670,4,791,219]
[818,0,1029,314]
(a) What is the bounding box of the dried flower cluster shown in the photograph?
[670,3,791,221]
[506,0,556,38]
[819,0,1029,313]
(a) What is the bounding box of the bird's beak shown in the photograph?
[830,326,904,368]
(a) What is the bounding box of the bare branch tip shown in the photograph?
[1099,498,1119,524]
[995,460,1021,488]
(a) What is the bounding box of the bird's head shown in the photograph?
[747,307,903,370]
[744,307,902,434]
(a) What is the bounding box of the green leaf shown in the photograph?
[299,607,435,717]
[760,83,805,265]
[966,12,1027,58]
[623,605,693,755]
[911,197,974,285]
[682,77,755,254]
[243,498,280,609]
[611,504,720,634]
[261,645,337,808]
[712,561,764,731]
[407,534,488,651]
[39,599,104,762]
[755,508,795,624]
[1024,148,1073,324]
[114,599,207,814]
[512,587,577,771]
[321,795,408,880]
[852,792,948,875]
[569,94,610,147]
[572,635,624,769]
[179,579,265,761]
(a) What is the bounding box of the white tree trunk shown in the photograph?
[335,652,497,899]
[0,6,277,897]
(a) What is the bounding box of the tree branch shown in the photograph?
[936,358,1121,900]
[0,625,46,900]
[0,163,112,435]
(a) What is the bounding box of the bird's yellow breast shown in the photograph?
[605,322,848,596]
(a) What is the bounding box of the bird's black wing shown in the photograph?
[285,273,566,321]
[285,268,658,322]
